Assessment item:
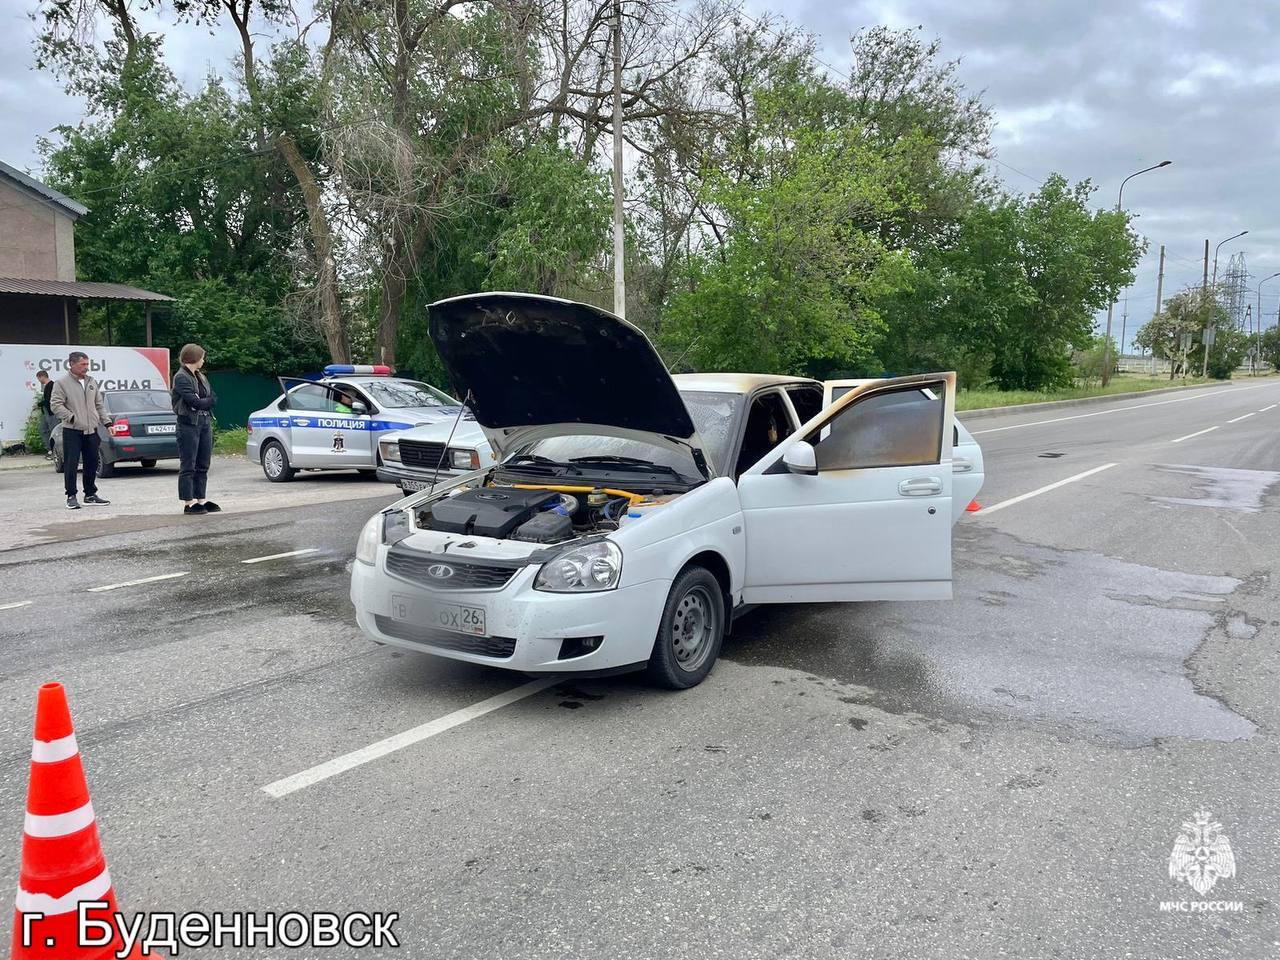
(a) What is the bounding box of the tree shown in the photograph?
[1135,288,1221,379]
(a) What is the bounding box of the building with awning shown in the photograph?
[0,159,173,345]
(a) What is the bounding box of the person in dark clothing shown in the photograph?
[172,343,220,515]
[36,370,57,459]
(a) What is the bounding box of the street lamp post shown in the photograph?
[1102,160,1172,387]
[1203,230,1249,378]
[1257,271,1280,375]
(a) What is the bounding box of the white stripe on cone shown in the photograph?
[24,801,95,838]
[14,868,112,916]
[31,734,79,763]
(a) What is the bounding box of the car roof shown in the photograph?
[672,373,818,394]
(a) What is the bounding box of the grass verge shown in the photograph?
[955,376,1219,412]
[213,426,248,455]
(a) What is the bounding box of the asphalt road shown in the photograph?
[1,380,1278,959]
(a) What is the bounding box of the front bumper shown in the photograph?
[376,462,469,490]
[350,549,669,673]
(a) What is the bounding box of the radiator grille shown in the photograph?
[386,547,520,591]
[399,439,448,470]
[374,615,517,658]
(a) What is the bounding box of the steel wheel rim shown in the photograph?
[264,445,283,477]
[671,585,717,673]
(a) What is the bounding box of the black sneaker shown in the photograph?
[66,496,81,510]
[83,495,110,505]
[184,503,206,515]
[202,501,222,513]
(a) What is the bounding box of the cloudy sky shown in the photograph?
[2,0,1277,346]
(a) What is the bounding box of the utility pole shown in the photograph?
[1154,244,1166,318]
[1119,298,1129,373]
[1101,160,1172,387]
[1200,239,1209,379]
[610,0,626,319]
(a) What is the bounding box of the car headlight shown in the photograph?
[450,448,480,470]
[534,541,622,593]
[380,440,401,463]
[355,515,381,565]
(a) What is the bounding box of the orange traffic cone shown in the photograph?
[965,500,982,513]
[12,683,143,959]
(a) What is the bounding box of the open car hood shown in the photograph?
[428,293,709,471]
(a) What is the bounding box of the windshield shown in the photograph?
[363,379,457,409]
[106,391,171,413]
[507,435,702,482]
[679,390,742,474]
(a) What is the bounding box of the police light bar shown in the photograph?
[323,364,392,376]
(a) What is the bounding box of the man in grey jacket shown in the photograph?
[49,351,112,509]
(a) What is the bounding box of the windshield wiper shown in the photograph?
[568,456,685,478]
[505,455,580,475]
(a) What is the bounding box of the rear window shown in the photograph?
[106,391,171,413]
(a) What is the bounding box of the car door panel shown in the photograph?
[738,373,956,604]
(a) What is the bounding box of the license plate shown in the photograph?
[147,424,176,434]
[391,593,486,636]
[400,478,432,491]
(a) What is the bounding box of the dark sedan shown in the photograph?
[53,389,180,477]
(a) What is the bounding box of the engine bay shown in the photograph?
[415,480,678,545]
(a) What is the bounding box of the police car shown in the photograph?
[246,365,478,482]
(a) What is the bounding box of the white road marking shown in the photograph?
[1260,404,1277,412]
[0,601,32,611]
[978,463,1118,515]
[262,677,559,798]
[242,548,320,565]
[87,572,188,593]
[970,383,1278,436]
[1226,413,1256,424]
[1170,426,1219,444]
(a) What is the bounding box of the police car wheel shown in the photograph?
[262,441,296,482]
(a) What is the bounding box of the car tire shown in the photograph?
[261,440,296,482]
[53,455,63,472]
[97,459,115,478]
[141,459,157,468]
[645,566,725,690]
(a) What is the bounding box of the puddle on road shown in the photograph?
[723,525,1255,747]
[1149,463,1280,513]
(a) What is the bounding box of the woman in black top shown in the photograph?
[173,343,220,515]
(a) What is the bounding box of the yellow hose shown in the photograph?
[509,483,645,506]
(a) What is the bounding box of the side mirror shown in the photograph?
[351,400,369,416]
[782,441,818,476]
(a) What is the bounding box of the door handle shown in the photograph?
[898,477,942,497]
[952,457,974,474]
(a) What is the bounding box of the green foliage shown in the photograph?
[24,406,47,454]
[1072,335,1117,386]
[1135,288,1239,379]
[41,38,328,376]
[1260,327,1280,372]
[213,427,249,456]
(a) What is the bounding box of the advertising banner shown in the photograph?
[0,343,170,442]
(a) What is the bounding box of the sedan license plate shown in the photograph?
[400,478,432,491]
[391,593,486,636]
[147,424,177,434]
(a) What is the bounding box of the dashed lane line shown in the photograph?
[87,572,189,593]
[262,677,560,798]
[1260,404,1277,412]
[1226,413,1256,424]
[0,600,33,611]
[970,382,1278,436]
[1170,426,1220,444]
[242,548,320,565]
[977,463,1118,516]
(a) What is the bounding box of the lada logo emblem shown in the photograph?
[427,564,455,580]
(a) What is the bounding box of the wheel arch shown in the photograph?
[677,549,734,635]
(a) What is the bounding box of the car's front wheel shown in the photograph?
[645,566,725,689]
[96,458,115,478]
[261,440,296,482]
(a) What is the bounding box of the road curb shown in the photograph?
[956,380,1249,421]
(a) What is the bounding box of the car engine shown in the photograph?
[416,482,668,545]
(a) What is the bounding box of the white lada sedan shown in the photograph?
[350,292,983,689]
